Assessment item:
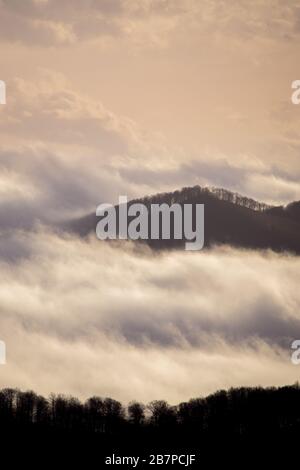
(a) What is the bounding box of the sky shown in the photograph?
[0,0,300,404]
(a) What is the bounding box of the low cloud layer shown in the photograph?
[0,230,299,403]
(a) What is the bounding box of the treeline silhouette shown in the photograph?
[1,384,300,465]
[1,384,300,434]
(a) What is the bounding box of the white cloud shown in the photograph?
[0,231,299,402]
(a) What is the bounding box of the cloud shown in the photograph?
[0,70,166,227]
[1,0,300,48]
[0,0,122,46]
[0,70,135,151]
[0,230,299,402]
[0,0,180,47]
[1,68,300,239]
[119,157,300,206]
[0,1,300,408]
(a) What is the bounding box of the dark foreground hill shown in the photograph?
[1,384,300,466]
[65,185,300,254]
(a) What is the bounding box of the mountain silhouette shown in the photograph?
[64,186,300,254]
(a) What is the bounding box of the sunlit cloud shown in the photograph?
[0,231,298,402]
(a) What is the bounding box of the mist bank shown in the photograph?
[0,229,298,402]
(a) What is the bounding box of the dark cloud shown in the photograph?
[0,147,124,229]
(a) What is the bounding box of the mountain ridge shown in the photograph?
[63,185,300,254]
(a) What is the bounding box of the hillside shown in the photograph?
[64,186,300,254]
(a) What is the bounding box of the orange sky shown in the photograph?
[1,0,300,212]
